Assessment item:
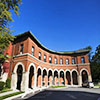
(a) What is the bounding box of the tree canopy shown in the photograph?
[84,46,92,62]
[90,45,100,82]
[0,0,21,62]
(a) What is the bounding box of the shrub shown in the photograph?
[6,78,11,88]
[0,81,5,91]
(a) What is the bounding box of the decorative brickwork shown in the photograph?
[1,31,92,91]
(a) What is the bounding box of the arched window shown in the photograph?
[66,59,69,65]
[20,44,23,54]
[44,55,46,62]
[60,58,63,64]
[72,58,75,64]
[54,57,57,64]
[39,52,41,60]
[81,57,85,64]
[49,56,52,63]
[32,46,34,56]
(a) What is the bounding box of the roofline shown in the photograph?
[15,31,90,55]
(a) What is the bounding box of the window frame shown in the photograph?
[66,58,69,65]
[54,57,57,64]
[49,56,52,63]
[38,52,41,60]
[32,46,34,56]
[20,44,23,54]
[72,58,75,64]
[81,57,85,64]
[44,55,46,62]
[60,58,63,64]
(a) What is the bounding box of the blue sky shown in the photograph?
[10,0,100,53]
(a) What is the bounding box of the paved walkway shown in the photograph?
[0,90,19,97]
[4,87,48,100]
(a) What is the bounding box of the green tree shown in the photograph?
[85,46,92,62]
[0,0,21,62]
[90,45,100,82]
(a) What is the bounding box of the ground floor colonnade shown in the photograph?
[11,62,92,91]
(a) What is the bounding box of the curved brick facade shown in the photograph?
[10,31,92,91]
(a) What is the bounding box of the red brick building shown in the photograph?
[0,43,12,82]
[0,31,92,91]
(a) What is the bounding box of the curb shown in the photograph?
[94,86,100,89]
[0,90,19,97]
[4,87,48,100]
[4,93,25,100]
[23,87,49,99]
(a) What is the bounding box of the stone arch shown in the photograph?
[65,69,71,74]
[11,62,25,91]
[48,69,53,86]
[71,69,79,75]
[80,68,89,83]
[72,70,78,85]
[28,63,36,89]
[59,69,65,74]
[13,62,25,73]
[54,69,59,85]
[16,65,23,90]
[43,67,48,72]
[37,66,43,71]
[54,69,59,72]
[28,63,36,73]
[48,68,53,73]
[37,66,42,87]
[80,68,89,76]
[65,69,71,85]
[59,69,65,85]
[42,68,47,86]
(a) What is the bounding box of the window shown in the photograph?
[66,59,69,65]
[20,44,23,54]
[60,58,63,64]
[32,46,34,56]
[49,56,52,63]
[54,57,57,64]
[81,57,85,64]
[72,58,75,64]
[39,52,41,60]
[44,55,46,62]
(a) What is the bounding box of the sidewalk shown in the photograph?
[0,90,19,97]
[4,87,49,100]
[94,86,100,88]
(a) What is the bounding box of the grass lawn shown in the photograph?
[50,86,66,88]
[94,84,100,87]
[0,91,24,100]
[0,88,12,93]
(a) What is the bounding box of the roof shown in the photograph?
[15,31,90,55]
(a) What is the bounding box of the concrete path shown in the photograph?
[0,90,19,97]
[5,87,48,100]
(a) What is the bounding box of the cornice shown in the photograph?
[14,31,90,55]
